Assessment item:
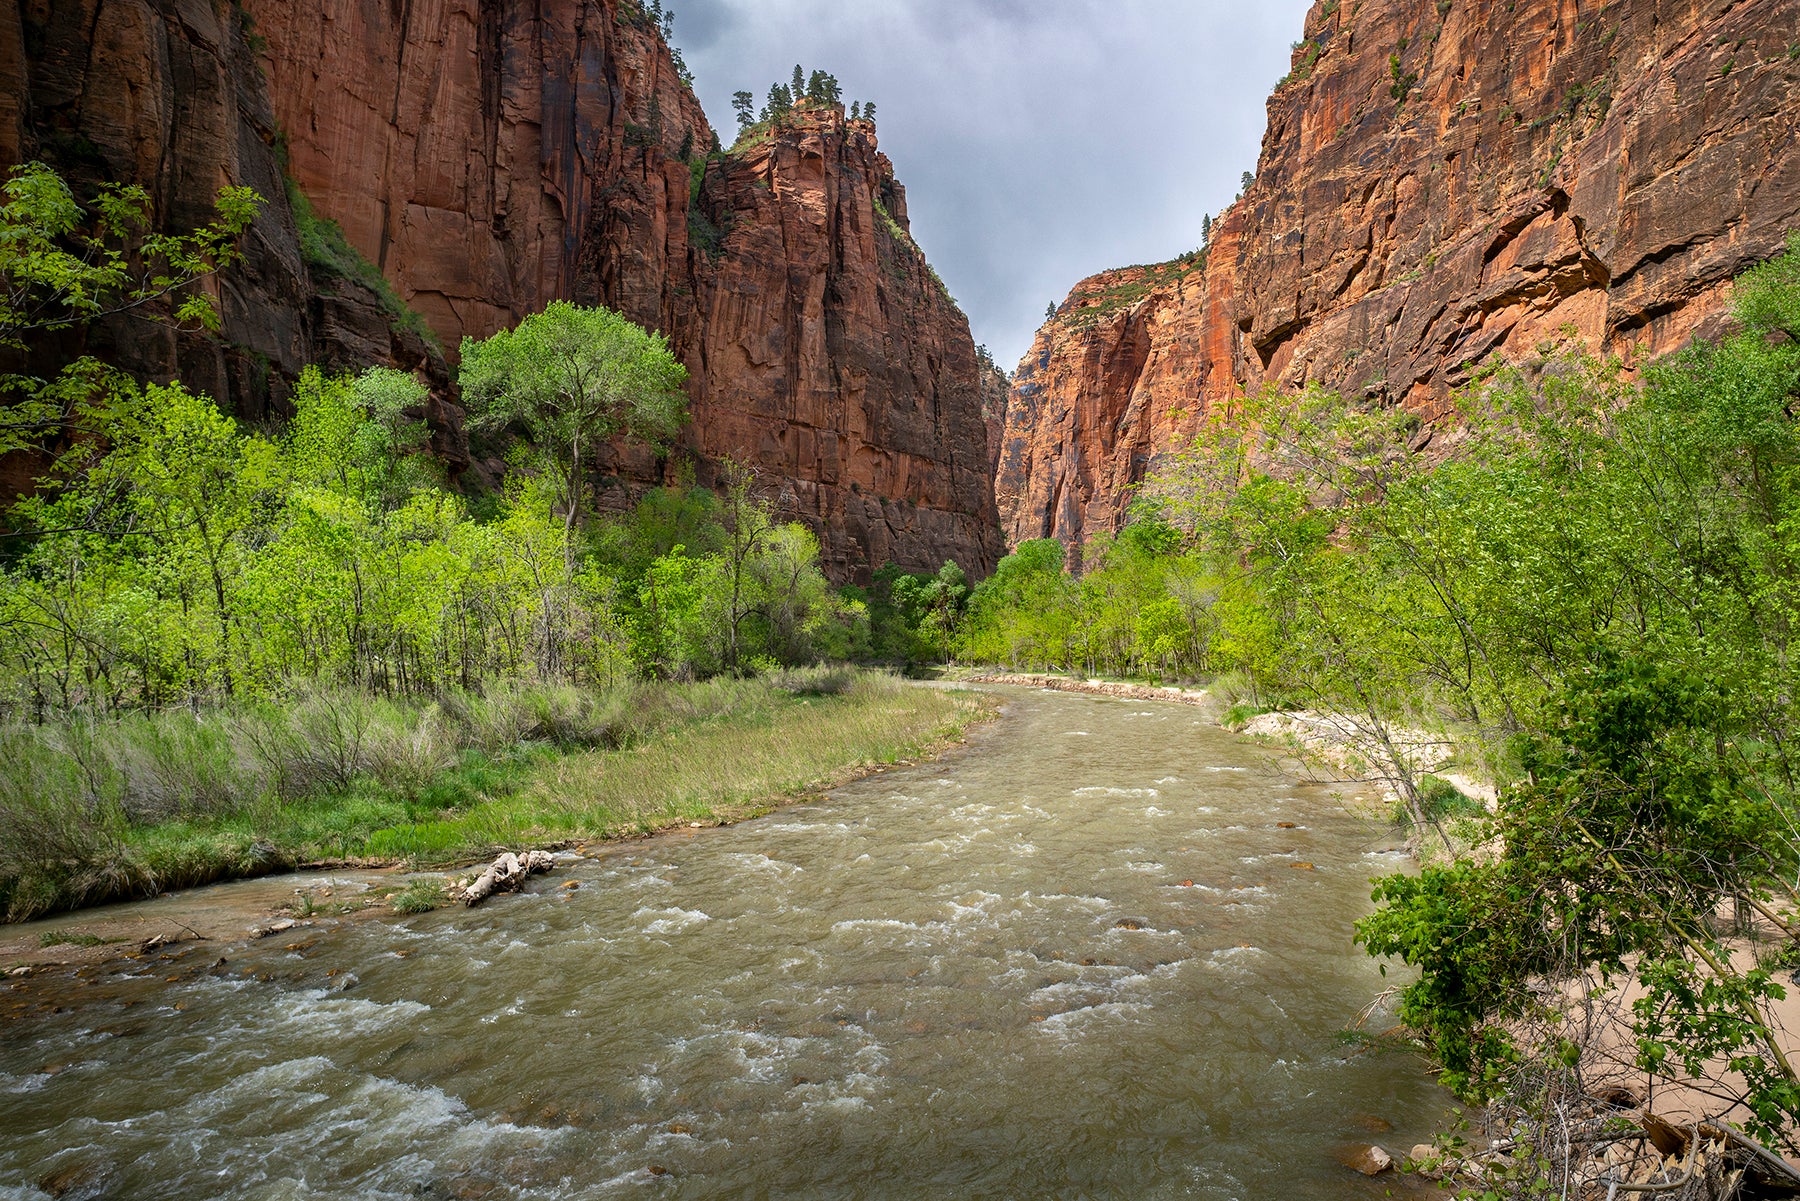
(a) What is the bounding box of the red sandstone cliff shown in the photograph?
[668,111,1002,578]
[999,0,1800,551]
[237,0,1000,581]
[241,0,713,352]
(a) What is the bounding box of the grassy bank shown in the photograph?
[0,670,990,922]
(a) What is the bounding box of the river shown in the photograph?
[0,686,1449,1199]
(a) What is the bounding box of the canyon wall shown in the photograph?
[0,0,458,459]
[239,0,1001,581]
[1000,0,1800,550]
[3,0,1001,581]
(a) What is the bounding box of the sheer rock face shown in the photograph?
[999,0,1800,551]
[667,112,1003,580]
[241,0,714,352]
[0,0,463,473]
[237,1,1000,581]
[978,361,1011,475]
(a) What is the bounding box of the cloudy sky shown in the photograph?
[673,0,1313,373]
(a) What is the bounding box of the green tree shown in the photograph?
[459,301,688,551]
[731,90,757,135]
[716,459,776,674]
[764,83,793,125]
[1358,657,1800,1148]
[957,540,1079,669]
[806,70,842,106]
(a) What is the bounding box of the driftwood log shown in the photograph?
[460,850,556,906]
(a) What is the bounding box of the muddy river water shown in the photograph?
[0,687,1449,1199]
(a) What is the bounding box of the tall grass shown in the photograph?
[0,674,984,921]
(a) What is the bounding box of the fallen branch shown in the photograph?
[460,850,557,907]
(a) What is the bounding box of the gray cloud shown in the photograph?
[673,1,1312,372]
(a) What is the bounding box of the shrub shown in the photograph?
[127,712,248,820]
[367,704,458,800]
[291,690,377,791]
[1416,774,1485,821]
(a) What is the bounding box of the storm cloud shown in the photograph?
[672,0,1312,372]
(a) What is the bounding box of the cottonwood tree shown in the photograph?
[716,458,775,674]
[459,301,688,557]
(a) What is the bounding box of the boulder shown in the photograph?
[1337,1145,1395,1176]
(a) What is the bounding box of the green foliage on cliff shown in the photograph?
[730,63,869,146]
[1058,251,1207,330]
[0,162,261,459]
[285,177,439,351]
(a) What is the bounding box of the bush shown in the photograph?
[291,690,377,791]
[367,704,458,799]
[127,712,247,820]
[1220,702,1268,731]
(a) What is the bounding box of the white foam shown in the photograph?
[0,1070,48,1095]
[830,918,920,934]
[635,907,712,936]
[1073,786,1159,797]
[723,853,802,878]
[1035,1000,1150,1031]
[1025,892,1112,911]
[209,986,431,1045]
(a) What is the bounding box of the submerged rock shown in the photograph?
[37,1161,115,1200]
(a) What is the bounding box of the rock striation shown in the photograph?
[999,0,1800,551]
[667,109,1002,579]
[241,0,714,354]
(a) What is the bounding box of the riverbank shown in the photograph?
[964,671,1216,710]
[1,672,996,953]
